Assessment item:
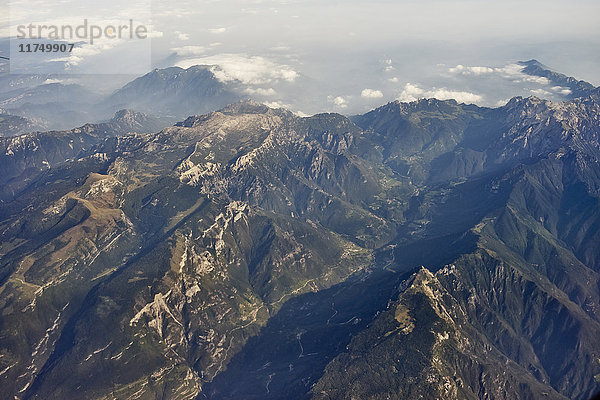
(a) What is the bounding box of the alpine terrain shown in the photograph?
[0,65,599,400]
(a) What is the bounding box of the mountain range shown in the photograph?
[0,66,241,134]
[0,62,599,400]
[0,60,591,137]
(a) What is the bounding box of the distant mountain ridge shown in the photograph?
[0,109,167,202]
[0,60,596,135]
[518,59,597,99]
[0,111,38,137]
[0,66,240,134]
[104,65,240,120]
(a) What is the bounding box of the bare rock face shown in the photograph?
[1,92,600,400]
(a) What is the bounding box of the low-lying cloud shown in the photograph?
[449,63,551,85]
[449,65,495,75]
[328,95,349,108]
[244,87,277,96]
[398,83,483,104]
[361,88,384,99]
[172,46,205,56]
[175,53,299,85]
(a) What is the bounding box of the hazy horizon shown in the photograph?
[1,0,599,115]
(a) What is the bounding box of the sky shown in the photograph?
[1,0,599,115]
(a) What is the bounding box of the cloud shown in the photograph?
[398,83,483,104]
[449,63,550,85]
[397,83,425,101]
[448,65,495,75]
[328,95,349,108]
[530,88,551,97]
[172,46,205,56]
[520,75,550,85]
[383,59,395,72]
[264,100,290,109]
[209,27,227,34]
[389,77,399,83]
[245,87,277,96]
[270,46,291,52]
[145,28,164,39]
[264,101,308,117]
[361,88,384,99]
[294,110,310,117]
[175,31,190,41]
[8,11,160,73]
[48,41,112,67]
[551,86,572,95]
[494,64,550,85]
[176,53,299,85]
[446,63,577,104]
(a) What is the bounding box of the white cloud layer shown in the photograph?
[328,95,348,108]
[361,88,384,99]
[245,87,277,96]
[448,63,551,85]
[398,83,483,104]
[172,46,205,56]
[530,88,551,97]
[449,65,495,75]
[551,86,572,95]
[176,54,299,85]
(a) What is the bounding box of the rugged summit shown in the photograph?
[105,66,240,119]
[0,86,600,399]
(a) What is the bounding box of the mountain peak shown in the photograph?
[516,59,596,99]
[106,109,169,133]
[106,65,240,119]
[518,59,549,69]
[111,109,148,122]
[218,100,272,115]
[173,100,295,128]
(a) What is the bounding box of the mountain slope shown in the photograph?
[0,83,103,130]
[0,92,599,400]
[105,66,240,120]
[0,110,170,203]
[314,154,600,400]
[0,112,38,137]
